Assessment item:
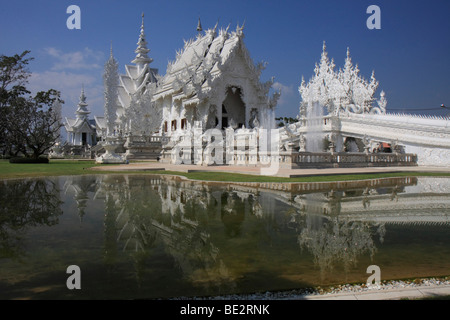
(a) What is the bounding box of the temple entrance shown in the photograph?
[222,86,245,129]
[82,132,87,146]
[221,104,228,129]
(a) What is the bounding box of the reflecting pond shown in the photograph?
[0,174,449,299]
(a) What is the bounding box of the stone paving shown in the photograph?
[301,285,450,300]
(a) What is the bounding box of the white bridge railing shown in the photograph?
[127,135,164,144]
[286,152,417,168]
[292,152,416,164]
[158,127,418,167]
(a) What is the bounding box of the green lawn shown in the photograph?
[1,159,450,182]
[0,159,103,179]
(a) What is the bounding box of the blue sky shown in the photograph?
[1,0,449,119]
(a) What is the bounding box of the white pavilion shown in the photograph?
[65,87,98,147]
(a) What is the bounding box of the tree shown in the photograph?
[0,51,63,159]
[0,51,32,155]
[275,116,297,127]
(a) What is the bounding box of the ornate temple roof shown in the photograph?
[94,116,106,131]
[109,16,279,134]
[64,117,96,133]
[153,22,268,104]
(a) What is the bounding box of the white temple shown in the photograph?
[152,21,278,133]
[65,87,97,147]
[95,14,279,161]
[90,14,449,169]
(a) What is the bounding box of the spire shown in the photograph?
[132,12,153,66]
[320,41,331,67]
[319,41,332,68]
[236,20,245,37]
[104,42,119,136]
[80,84,86,104]
[76,85,90,119]
[107,41,118,65]
[197,17,203,33]
[344,47,353,70]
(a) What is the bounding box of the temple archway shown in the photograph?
[222,86,246,129]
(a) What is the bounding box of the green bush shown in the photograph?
[9,157,49,164]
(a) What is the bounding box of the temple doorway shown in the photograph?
[222,86,245,129]
[222,104,228,129]
[82,132,87,146]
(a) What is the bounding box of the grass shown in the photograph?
[1,159,450,182]
[0,159,102,179]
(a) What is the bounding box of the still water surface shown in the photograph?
[0,174,449,299]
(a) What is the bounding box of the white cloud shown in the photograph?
[272,82,295,105]
[25,47,107,118]
[29,71,96,91]
[43,47,105,71]
[272,82,300,117]
[28,71,104,118]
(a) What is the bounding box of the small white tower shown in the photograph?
[64,86,97,146]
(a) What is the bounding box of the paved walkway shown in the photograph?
[91,160,450,178]
[301,284,450,300]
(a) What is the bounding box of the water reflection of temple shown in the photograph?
[281,177,450,226]
[64,175,450,288]
[211,176,450,277]
[272,176,450,275]
[63,175,100,221]
[94,175,239,291]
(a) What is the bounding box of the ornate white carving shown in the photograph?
[299,43,384,118]
[103,46,120,136]
[95,136,127,164]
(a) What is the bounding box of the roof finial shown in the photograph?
[197,17,203,33]
[80,84,86,103]
[236,20,245,36]
[132,12,153,65]
[75,84,89,119]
